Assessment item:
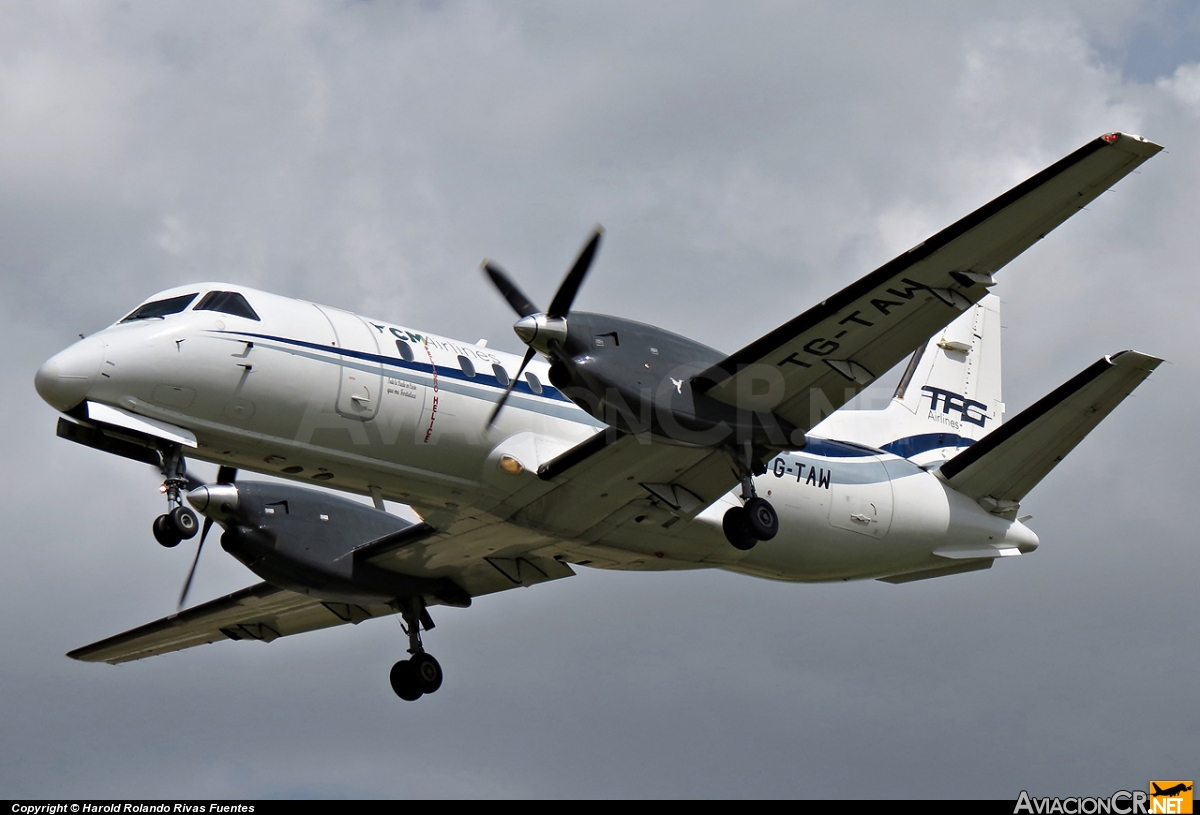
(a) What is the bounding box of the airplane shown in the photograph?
[1152,783,1193,798]
[34,132,1163,701]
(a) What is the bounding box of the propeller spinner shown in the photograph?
[482,227,603,427]
[178,465,238,609]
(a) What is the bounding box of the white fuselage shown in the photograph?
[37,283,1038,584]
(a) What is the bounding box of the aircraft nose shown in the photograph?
[34,335,105,411]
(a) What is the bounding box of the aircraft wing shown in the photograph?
[70,522,584,664]
[68,582,396,665]
[70,435,741,665]
[364,431,739,582]
[693,132,1161,433]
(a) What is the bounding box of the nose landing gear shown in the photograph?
[152,446,199,548]
[151,510,196,547]
[389,598,444,701]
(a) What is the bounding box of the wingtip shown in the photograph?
[1108,349,1165,370]
[65,647,101,663]
[1099,132,1164,157]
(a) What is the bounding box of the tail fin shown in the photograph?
[891,293,1004,440]
[814,295,1005,465]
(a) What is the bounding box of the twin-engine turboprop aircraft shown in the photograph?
[35,133,1163,701]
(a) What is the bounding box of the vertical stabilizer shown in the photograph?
[892,293,1003,438]
[813,295,1004,466]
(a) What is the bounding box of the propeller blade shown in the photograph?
[178,517,212,610]
[216,466,238,484]
[486,347,537,429]
[547,227,603,319]
[483,261,540,319]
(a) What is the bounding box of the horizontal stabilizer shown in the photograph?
[938,350,1161,507]
[878,560,994,583]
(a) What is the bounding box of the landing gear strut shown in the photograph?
[722,444,779,551]
[389,598,443,701]
[152,445,199,548]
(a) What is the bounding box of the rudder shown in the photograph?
[891,293,1004,441]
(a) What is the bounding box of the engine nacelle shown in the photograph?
[189,481,468,607]
[555,312,804,452]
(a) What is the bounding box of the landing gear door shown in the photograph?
[317,306,384,421]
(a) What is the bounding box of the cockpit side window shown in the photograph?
[119,293,199,323]
[194,291,260,321]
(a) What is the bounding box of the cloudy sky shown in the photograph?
[2,0,1196,799]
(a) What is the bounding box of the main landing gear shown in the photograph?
[389,598,444,701]
[722,444,779,551]
[151,445,199,548]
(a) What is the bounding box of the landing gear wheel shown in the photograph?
[152,514,182,548]
[744,497,779,541]
[722,506,758,551]
[390,660,423,701]
[169,506,199,539]
[410,653,443,694]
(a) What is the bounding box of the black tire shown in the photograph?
[169,506,199,539]
[722,506,758,550]
[389,660,423,701]
[744,497,779,541]
[410,653,443,694]
[152,514,182,548]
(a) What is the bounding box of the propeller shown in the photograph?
[178,465,237,610]
[482,226,603,428]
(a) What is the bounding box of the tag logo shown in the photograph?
[1150,782,1193,814]
[921,385,988,427]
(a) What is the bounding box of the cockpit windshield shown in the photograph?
[194,291,260,321]
[119,293,198,323]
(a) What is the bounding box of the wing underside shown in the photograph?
[69,430,740,665]
[68,583,395,665]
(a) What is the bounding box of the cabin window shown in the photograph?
[194,291,260,321]
[457,355,476,377]
[119,293,198,323]
[492,363,510,387]
[525,371,543,394]
[395,340,414,362]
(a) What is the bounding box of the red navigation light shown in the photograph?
[1101,133,1119,143]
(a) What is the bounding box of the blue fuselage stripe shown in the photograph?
[880,433,975,458]
[217,329,572,403]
